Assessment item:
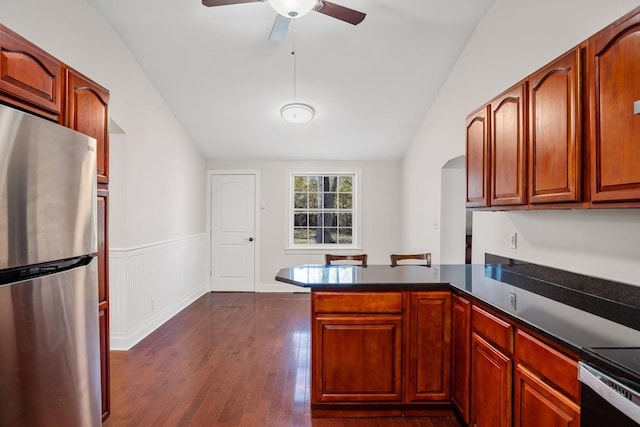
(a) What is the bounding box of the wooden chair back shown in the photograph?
[325,254,368,267]
[390,253,431,267]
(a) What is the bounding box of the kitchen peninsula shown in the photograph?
[275,257,640,424]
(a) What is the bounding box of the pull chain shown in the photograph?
[291,22,296,101]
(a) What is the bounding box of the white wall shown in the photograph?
[402,0,640,286]
[207,160,403,291]
[1,0,209,348]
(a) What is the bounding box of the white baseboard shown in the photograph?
[257,282,309,293]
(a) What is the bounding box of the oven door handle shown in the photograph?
[579,362,640,424]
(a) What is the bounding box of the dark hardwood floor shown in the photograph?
[103,292,462,427]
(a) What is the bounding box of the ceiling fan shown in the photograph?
[201,0,366,40]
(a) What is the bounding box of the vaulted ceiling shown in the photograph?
[87,0,495,160]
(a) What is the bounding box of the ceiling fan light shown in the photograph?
[281,103,315,124]
[268,0,317,18]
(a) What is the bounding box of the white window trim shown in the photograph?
[284,167,363,254]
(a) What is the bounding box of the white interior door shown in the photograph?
[210,173,256,292]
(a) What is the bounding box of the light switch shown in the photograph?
[635,100,640,115]
[509,232,517,249]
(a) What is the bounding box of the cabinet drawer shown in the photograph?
[313,291,403,314]
[515,330,579,401]
[472,305,513,354]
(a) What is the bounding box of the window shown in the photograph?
[288,170,360,250]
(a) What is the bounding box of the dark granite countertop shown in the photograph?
[275,261,640,354]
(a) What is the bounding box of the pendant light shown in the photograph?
[281,23,315,124]
[268,0,317,19]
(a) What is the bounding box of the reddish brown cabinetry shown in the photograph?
[529,48,583,204]
[466,106,491,207]
[406,292,451,402]
[0,24,62,120]
[451,293,471,424]
[491,83,528,207]
[588,9,640,204]
[470,305,514,427]
[0,25,111,422]
[65,68,110,184]
[514,330,580,427]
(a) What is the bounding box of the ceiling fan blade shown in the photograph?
[315,1,366,25]
[202,0,258,7]
[269,15,290,41]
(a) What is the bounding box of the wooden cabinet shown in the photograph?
[451,294,471,424]
[97,190,110,421]
[470,305,514,427]
[406,292,451,402]
[528,48,583,204]
[514,330,580,427]
[491,83,528,207]
[65,68,110,184]
[311,290,453,416]
[466,106,491,207]
[0,25,112,422]
[312,292,404,403]
[588,9,640,204]
[0,24,62,120]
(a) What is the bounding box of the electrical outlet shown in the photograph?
[509,232,517,249]
[509,292,517,310]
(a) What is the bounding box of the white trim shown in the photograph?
[206,169,261,292]
[109,233,207,254]
[284,167,362,251]
[257,282,310,293]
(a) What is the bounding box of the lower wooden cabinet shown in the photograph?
[97,189,110,420]
[471,333,513,427]
[514,364,580,427]
[407,292,451,402]
[310,290,452,416]
[451,294,471,424]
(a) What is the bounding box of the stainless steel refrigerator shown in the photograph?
[0,104,101,426]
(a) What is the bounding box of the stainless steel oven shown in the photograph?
[579,348,640,427]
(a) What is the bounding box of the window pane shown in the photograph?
[294,213,308,227]
[338,176,352,192]
[337,231,353,244]
[338,213,352,227]
[308,176,320,191]
[293,228,309,244]
[338,193,352,209]
[294,192,307,209]
[309,192,319,209]
[294,176,308,191]
[309,213,318,227]
[323,192,337,209]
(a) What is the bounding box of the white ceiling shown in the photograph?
[87,0,495,160]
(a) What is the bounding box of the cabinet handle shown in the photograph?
[634,100,640,115]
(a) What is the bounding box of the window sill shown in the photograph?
[284,247,364,255]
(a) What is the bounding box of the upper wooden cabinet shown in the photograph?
[65,68,110,184]
[0,24,62,120]
[529,48,583,204]
[466,106,491,207]
[588,9,640,204]
[491,83,528,207]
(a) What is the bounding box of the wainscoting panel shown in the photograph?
[109,233,209,350]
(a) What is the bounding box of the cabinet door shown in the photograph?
[406,292,451,402]
[514,364,580,427]
[471,333,512,427]
[65,68,110,184]
[491,83,527,206]
[529,48,582,204]
[97,189,110,420]
[0,24,62,120]
[466,105,491,207]
[451,294,471,423]
[588,10,640,203]
[312,315,403,402]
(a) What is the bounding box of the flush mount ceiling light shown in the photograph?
[281,103,315,123]
[268,0,318,18]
